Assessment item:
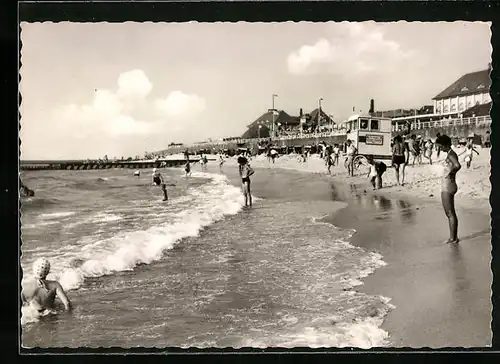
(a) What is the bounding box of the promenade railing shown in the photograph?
[393,115,492,132]
[158,116,491,155]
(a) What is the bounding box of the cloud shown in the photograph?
[287,23,415,76]
[45,70,206,157]
[116,69,153,99]
[154,91,206,117]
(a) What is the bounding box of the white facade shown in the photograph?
[434,91,491,115]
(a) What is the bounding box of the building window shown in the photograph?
[370,119,380,131]
[451,104,456,112]
[476,101,480,106]
[436,105,441,113]
[467,101,472,108]
[360,119,369,130]
[459,103,465,112]
[444,105,449,112]
[461,86,469,92]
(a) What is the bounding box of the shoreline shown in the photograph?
[224,154,491,347]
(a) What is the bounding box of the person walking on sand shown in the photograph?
[424,138,434,165]
[346,140,357,177]
[270,148,278,164]
[408,134,420,166]
[416,136,423,164]
[327,152,335,175]
[238,156,254,207]
[435,132,442,158]
[458,139,479,169]
[391,135,409,186]
[366,155,387,190]
[435,134,461,244]
[21,258,72,314]
[332,144,340,167]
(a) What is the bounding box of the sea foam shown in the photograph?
[22,172,244,293]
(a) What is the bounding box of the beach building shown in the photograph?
[242,110,298,139]
[242,107,335,139]
[388,67,491,137]
[432,67,491,115]
[303,108,335,133]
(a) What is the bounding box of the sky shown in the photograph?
[20,21,491,160]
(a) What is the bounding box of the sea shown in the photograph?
[20,162,395,348]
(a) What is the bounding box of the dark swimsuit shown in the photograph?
[153,176,162,185]
[392,143,406,165]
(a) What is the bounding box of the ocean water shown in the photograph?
[20,164,394,348]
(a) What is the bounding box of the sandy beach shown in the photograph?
[224,147,492,347]
[225,145,491,210]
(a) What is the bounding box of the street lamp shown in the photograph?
[318,97,323,132]
[271,94,278,137]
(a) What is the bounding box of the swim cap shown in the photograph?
[153,168,157,173]
[33,258,50,279]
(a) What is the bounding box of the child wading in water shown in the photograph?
[366,155,387,190]
[238,156,254,207]
[184,161,191,177]
[219,155,225,171]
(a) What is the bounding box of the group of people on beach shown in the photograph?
[316,131,481,245]
[380,133,464,244]
[22,126,486,320]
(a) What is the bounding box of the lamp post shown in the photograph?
[271,94,278,137]
[318,97,323,132]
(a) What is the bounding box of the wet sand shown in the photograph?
[322,181,492,347]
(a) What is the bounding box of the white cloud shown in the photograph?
[44,70,206,157]
[287,23,415,76]
[154,91,206,117]
[106,114,152,136]
[116,69,153,99]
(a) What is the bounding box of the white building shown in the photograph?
[433,68,491,115]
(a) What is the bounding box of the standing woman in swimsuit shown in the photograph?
[238,156,254,207]
[435,134,461,244]
[391,135,408,186]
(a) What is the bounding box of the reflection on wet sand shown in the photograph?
[339,183,416,225]
[396,200,416,224]
[449,244,471,308]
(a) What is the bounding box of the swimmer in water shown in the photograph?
[238,156,254,207]
[21,258,72,314]
[219,155,225,171]
[435,134,461,244]
[152,167,168,201]
[134,170,140,177]
[184,161,192,177]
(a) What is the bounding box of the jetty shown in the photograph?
[20,156,211,172]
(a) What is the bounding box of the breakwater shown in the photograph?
[20,158,208,171]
